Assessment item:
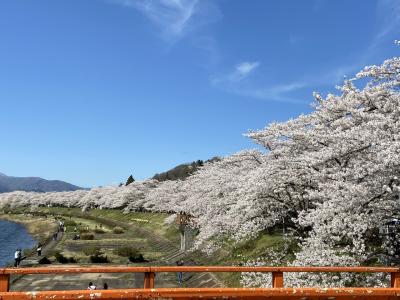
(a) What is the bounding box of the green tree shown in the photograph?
[125,175,135,186]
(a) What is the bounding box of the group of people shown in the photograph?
[14,244,42,267]
[53,221,66,240]
[87,282,108,290]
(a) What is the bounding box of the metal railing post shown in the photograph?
[391,272,400,287]
[0,274,10,292]
[143,272,155,289]
[272,271,283,288]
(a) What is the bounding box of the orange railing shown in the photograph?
[0,266,400,299]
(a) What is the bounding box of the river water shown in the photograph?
[0,219,36,266]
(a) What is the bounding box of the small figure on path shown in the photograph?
[58,221,63,232]
[87,282,97,290]
[176,259,184,286]
[37,244,42,256]
[14,249,21,267]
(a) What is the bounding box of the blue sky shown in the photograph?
[0,0,399,187]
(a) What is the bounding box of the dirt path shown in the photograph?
[20,230,63,267]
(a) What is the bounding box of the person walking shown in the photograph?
[14,249,21,267]
[176,260,184,286]
[37,244,42,256]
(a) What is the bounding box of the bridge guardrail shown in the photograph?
[0,266,399,299]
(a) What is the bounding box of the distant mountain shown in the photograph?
[152,157,220,182]
[0,172,83,193]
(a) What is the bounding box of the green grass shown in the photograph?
[231,234,287,259]
[24,207,181,265]
[202,232,291,287]
[35,207,178,242]
[7,206,291,287]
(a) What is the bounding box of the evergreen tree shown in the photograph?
[125,175,135,186]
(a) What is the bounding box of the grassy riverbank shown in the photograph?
[1,207,287,287]
[1,207,181,265]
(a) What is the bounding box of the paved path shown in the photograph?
[20,231,63,267]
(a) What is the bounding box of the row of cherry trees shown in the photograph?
[0,53,399,286]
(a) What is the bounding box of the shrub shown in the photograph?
[89,249,108,263]
[54,251,77,264]
[114,246,145,263]
[94,228,106,234]
[54,251,67,263]
[129,253,144,263]
[81,233,94,240]
[38,256,51,264]
[82,247,109,263]
[90,253,109,263]
[79,227,89,233]
[113,226,124,234]
[63,220,77,227]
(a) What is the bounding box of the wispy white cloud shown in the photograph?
[234,82,307,103]
[236,62,259,77]
[225,61,261,82]
[211,61,259,85]
[211,62,306,103]
[107,0,221,41]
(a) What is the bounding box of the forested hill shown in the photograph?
[0,172,83,193]
[152,157,220,182]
